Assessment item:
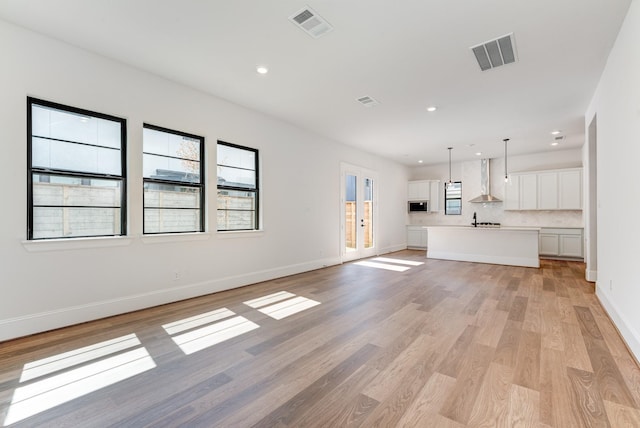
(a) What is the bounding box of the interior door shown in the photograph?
[341,164,377,262]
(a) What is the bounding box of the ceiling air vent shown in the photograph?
[356,96,380,107]
[471,33,517,71]
[289,6,333,38]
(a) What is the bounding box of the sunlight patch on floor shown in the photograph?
[19,334,142,382]
[353,260,411,272]
[4,335,155,426]
[169,316,259,355]
[372,257,424,266]
[243,291,296,308]
[162,307,236,335]
[257,296,321,320]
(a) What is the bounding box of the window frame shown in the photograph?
[142,123,205,235]
[444,181,462,215]
[27,97,127,240]
[216,140,259,232]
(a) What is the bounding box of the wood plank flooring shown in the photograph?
[1,251,639,427]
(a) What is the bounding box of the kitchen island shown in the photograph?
[426,226,540,268]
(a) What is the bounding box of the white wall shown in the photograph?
[408,149,583,227]
[0,20,409,341]
[585,2,640,360]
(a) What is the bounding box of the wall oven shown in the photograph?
[408,201,429,212]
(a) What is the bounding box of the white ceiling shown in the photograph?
[0,0,631,165]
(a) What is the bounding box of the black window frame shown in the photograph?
[216,140,259,231]
[27,97,127,240]
[444,181,462,215]
[142,123,205,234]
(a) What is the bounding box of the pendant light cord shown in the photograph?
[447,147,453,188]
[503,138,510,182]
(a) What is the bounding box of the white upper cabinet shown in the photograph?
[407,180,441,211]
[559,169,582,209]
[429,180,441,212]
[519,173,538,210]
[504,168,582,211]
[504,175,520,210]
[408,180,430,201]
[537,172,559,209]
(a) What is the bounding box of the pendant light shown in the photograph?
[447,147,453,189]
[503,138,510,182]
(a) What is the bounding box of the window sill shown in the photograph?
[22,236,134,252]
[217,229,264,239]
[140,232,211,244]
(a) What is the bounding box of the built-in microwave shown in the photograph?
[408,201,429,212]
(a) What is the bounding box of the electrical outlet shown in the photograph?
[609,279,612,291]
[173,271,180,281]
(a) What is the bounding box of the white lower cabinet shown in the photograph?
[539,234,560,255]
[559,234,583,258]
[407,226,428,249]
[539,228,583,259]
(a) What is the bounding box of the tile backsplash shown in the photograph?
[409,207,583,228]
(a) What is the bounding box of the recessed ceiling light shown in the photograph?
[551,142,559,146]
[426,106,437,112]
[256,66,269,74]
[475,152,482,156]
[551,130,561,135]
[418,160,423,163]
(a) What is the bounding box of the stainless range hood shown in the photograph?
[469,158,502,203]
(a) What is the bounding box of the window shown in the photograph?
[217,141,259,231]
[143,124,205,234]
[445,181,462,215]
[27,98,126,239]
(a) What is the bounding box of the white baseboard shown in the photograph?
[0,256,342,342]
[586,269,597,282]
[596,288,640,363]
[379,243,408,254]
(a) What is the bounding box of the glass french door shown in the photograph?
[341,164,377,262]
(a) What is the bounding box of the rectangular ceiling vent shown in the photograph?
[356,96,380,107]
[289,6,333,38]
[471,33,517,71]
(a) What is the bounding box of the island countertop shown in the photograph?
[426,226,540,268]
[424,225,540,231]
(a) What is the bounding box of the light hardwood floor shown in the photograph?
[1,251,639,427]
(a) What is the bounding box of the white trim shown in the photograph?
[596,288,640,363]
[22,236,133,252]
[216,230,265,239]
[380,244,408,254]
[0,256,341,342]
[141,232,211,244]
[586,269,597,282]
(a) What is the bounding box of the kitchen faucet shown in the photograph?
[472,212,477,227]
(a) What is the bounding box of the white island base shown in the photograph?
[426,226,540,268]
